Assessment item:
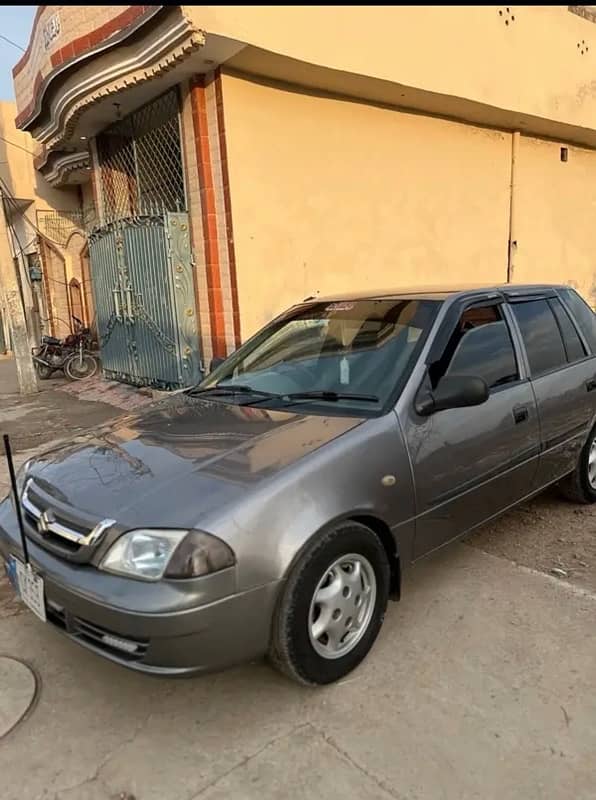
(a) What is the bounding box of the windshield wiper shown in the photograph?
[280,390,379,404]
[186,384,282,399]
[244,390,379,407]
[187,385,379,406]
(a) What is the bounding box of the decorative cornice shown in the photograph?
[568,6,596,24]
[34,18,204,151]
[41,151,90,186]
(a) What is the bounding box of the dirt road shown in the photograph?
[468,488,596,594]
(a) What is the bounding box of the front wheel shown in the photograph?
[64,352,98,381]
[269,521,390,685]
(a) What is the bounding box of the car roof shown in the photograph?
[312,283,569,303]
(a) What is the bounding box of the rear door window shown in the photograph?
[511,300,567,376]
[559,288,596,353]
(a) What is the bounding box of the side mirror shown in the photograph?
[416,375,489,416]
[209,356,225,373]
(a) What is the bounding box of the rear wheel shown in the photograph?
[559,424,596,504]
[64,352,98,381]
[269,521,390,685]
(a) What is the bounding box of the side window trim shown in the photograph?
[501,302,530,380]
[557,289,594,357]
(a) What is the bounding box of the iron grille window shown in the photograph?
[96,89,186,221]
[37,210,84,245]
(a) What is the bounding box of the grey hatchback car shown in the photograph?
[2,284,596,685]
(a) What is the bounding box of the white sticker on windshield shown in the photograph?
[326,302,354,312]
[340,356,350,385]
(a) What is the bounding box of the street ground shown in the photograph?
[0,354,19,395]
[1,357,595,799]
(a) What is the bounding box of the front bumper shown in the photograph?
[0,502,281,675]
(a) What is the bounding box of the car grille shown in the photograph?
[23,506,82,552]
[20,480,116,563]
[22,486,89,552]
[46,601,149,662]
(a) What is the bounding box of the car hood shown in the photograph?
[28,394,363,528]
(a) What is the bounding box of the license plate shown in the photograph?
[5,557,46,622]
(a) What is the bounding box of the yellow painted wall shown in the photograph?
[188,6,596,136]
[513,137,596,307]
[0,102,79,212]
[222,73,511,336]
[0,102,34,201]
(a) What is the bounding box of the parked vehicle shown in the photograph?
[32,316,98,381]
[2,284,596,685]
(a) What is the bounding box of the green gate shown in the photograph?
[88,89,201,389]
[88,212,201,390]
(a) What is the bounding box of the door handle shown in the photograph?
[513,405,529,424]
[586,378,596,392]
[125,286,134,322]
[112,288,122,321]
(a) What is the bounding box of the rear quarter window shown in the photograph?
[548,298,586,363]
[559,288,596,353]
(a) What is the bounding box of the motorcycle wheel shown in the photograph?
[35,362,53,380]
[64,353,98,381]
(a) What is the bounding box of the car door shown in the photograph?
[508,294,596,487]
[399,297,541,560]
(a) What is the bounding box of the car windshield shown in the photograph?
[195,298,441,414]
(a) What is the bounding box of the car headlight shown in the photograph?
[100,529,235,581]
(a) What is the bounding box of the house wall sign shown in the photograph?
[42,13,61,51]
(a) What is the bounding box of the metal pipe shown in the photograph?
[507,131,520,283]
[3,434,29,564]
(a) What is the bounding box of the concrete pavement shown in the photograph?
[1,543,595,800]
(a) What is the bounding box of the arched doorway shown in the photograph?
[69,278,84,326]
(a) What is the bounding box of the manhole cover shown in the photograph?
[0,656,38,738]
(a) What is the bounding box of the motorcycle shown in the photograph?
[32,316,99,381]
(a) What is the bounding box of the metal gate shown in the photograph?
[89,212,201,389]
[88,89,201,389]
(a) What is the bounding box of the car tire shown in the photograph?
[269,521,390,686]
[559,424,596,504]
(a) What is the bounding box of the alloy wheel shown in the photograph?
[308,553,377,660]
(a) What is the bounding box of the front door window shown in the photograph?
[430,304,519,390]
